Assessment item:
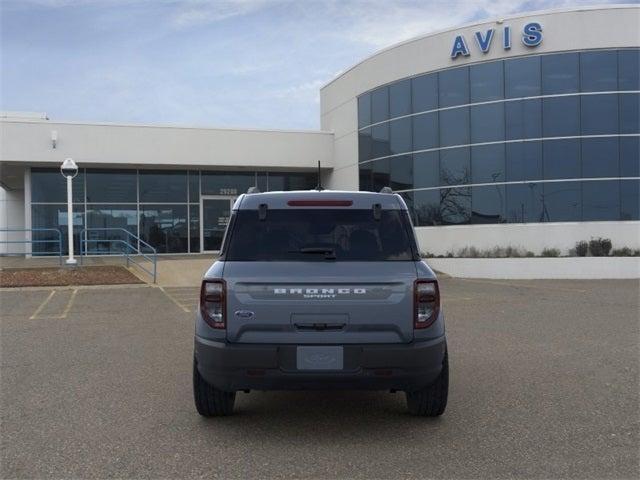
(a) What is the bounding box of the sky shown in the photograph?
[0,0,629,130]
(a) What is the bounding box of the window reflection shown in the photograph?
[31,169,85,203]
[506,183,543,223]
[32,204,84,255]
[582,180,620,221]
[371,86,389,123]
[471,144,505,184]
[139,170,187,203]
[389,155,413,191]
[541,53,579,94]
[472,185,505,224]
[621,180,640,220]
[440,148,470,186]
[542,182,581,222]
[86,205,137,254]
[389,79,411,117]
[581,94,619,135]
[389,117,412,155]
[440,187,471,225]
[86,169,136,203]
[139,205,188,253]
[412,74,438,113]
[581,51,618,92]
[582,138,619,178]
[439,67,469,107]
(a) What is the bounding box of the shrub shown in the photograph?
[540,248,561,257]
[422,251,435,258]
[575,241,589,257]
[589,237,612,257]
[526,251,535,257]
[611,247,633,256]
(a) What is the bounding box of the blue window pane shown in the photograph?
[470,61,504,102]
[31,168,85,203]
[505,56,541,98]
[505,99,542,140]
[506,183,543,223]
[359,128,372,162]
[188,171,199,202]
[412,73,438,113]
[389,117,412,155]
[371,124,390,158]
[582,138,619,178]
[413,152,439,189]
[86,169,136,203]
[580,51,618,92]
[471,144,505,184]
[439,67,469,107]
[581,94,619,135]
[412,112,438,150]
[31,204,84,256]
[440,187,471,225]
[371,87,389,123]
[359,164,373,191]
[189,204,199,253]
[257,173,267,193]
[543,182,581,222]
[413,189,441,226]
[372,158,390,192]
[470,103,505,143]
[620,137,640,177]
[202,172,254,195]
[86,205,137,254]
[389,79,411,118]
[619,49,640,91]
[439,107,469,147]
[541,53,579,94]
[139,170,187,203]
[543,97,579,137]
[621,179,640,220]
[582,180,620,221]
[506,142,543,182]
[620,93,639,134]
[267,173,315,191]
[358,94,371,128]
[139,205,188,253]
[543,139,580,180]
[440,147,470,186]
[389,155,413,191]
[472,185,505,224]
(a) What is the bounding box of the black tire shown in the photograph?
[405,349,448,417]
[193,359,236,417]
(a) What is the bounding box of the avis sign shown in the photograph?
[450,22,543,59]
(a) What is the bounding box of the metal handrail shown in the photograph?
[79,228,157,283]
[0,228,63,265]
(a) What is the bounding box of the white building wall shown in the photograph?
[0,186,26,254]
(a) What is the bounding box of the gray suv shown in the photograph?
[193,190,448,416]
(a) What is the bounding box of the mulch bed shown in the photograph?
[0,266,144,287]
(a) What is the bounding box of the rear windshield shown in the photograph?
[224,209,416,261]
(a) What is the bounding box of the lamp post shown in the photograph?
[60,158,78,265]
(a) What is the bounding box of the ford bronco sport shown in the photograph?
[193,190,448,416]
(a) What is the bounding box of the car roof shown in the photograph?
[234,190,408,210]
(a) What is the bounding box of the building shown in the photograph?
[1,5,638,257]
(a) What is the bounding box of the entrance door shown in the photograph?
[200,196,234,252]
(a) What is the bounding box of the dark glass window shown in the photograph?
[621,179,640,220]
[85,205,137,254]
[201,171,254,195]
[439,107,469,147]
[359,164,373,192]
[470,61,504,102]
[268,173,315,191]
[620,137,640,177]
[506,183,543,223]
[472,185,505,224]
[358,93,371,128]
[31,204,84,255]
[371,123,390,158]
[139,205,188,253]
[372,158,390,192]
[581,94,619,135]
[359,128,373,162]
[582,180,620,221]
[389,79,411,118]
[582,138,619,178]
[371,86,389,123]
[619,49,640,91]
[440,147,470,186]
[86,169,136,203]
[505,99,542,140]
[413,189,441,226]
[411,73,438,113]
[543,139,580,180]
[139,170,187,203]
[471,144,505,184]
[440,187,471,225]
[257,173,268,192]
[581,51,618,92]
[620,93,639,134]
[412,112,438,150]
[389,117,412,155]
[470,103,505,143]
[506,142,543,182]
[189,204,200,253]
[543,182,581,222]
[189,171,200,202]
[389,155,413,191]
[413,152,439,189]
[439,67,469,107]
[31,168,85,203]
[541,53,579,94]
[505,56,541,98]
[542,96,580,137]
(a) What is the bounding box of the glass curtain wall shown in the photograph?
[357,48,640,226]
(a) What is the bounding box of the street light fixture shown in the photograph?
[60,158,78,265]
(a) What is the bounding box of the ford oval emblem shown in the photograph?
[234,310,254,319]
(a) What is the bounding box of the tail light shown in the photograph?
[200,279,226,329]
[414,280,440,329]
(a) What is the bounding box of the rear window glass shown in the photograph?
[224,209,416,261]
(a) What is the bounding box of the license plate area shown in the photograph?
[296,346,344,371]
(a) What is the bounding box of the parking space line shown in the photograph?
[29,290,56,319]
[29,288,79,320]
[159,286,191,313]
[57,289,78,319]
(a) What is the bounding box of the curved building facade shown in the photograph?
[321,5,639,254]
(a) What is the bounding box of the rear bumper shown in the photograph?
[194,336,446,392]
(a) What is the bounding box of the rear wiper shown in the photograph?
[289,247,337,260]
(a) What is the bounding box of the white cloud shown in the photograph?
[170,0,280,29]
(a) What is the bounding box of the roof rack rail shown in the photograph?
[247,186,261,194]
[379,187,393,194]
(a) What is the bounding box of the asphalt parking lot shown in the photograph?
[1,278,638,479]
